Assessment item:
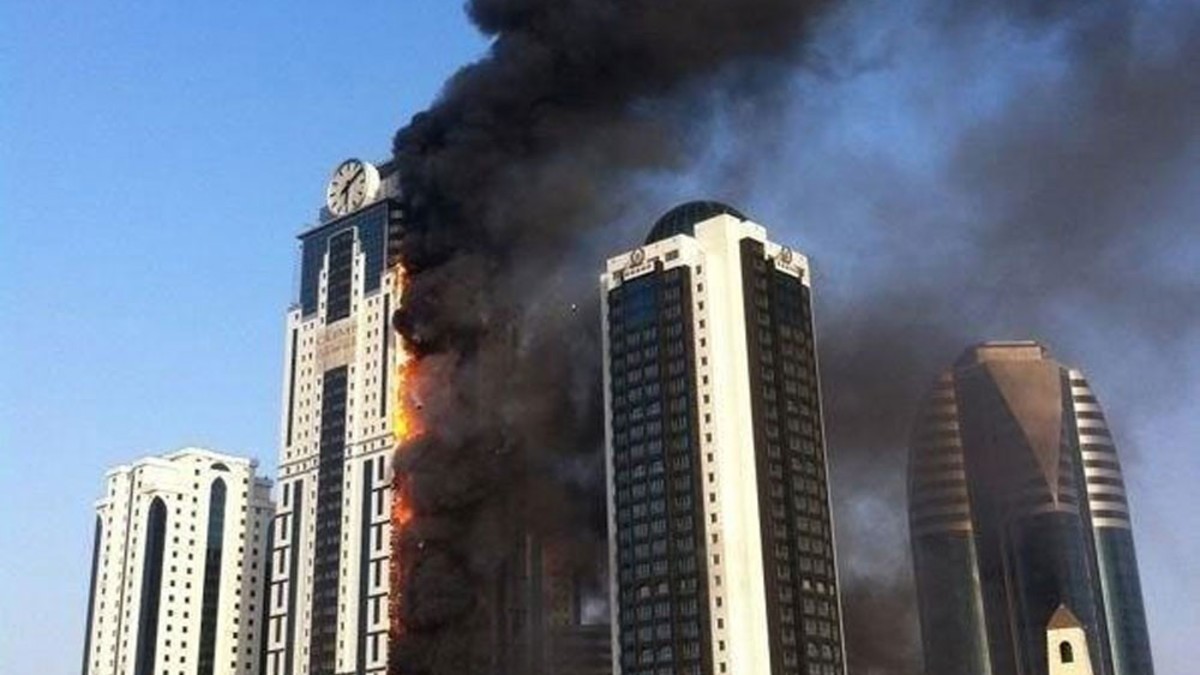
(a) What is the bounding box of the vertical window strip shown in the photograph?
[284,480,303,675]
[286,328,299,447]
[133,498,167,675]
[198,479,228,675]
[81,516,102,675]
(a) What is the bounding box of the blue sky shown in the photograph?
[2,2,1197,674]
[1,3,486,671]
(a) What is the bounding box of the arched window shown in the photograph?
[1060,641,1075,664]
[198,478,227,675]
[134,498,167,675]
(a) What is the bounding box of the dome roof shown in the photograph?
[645,200,747,244]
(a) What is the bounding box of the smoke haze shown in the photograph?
[389,0,1200,673]
[390,1,834,671]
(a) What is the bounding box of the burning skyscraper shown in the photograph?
[601,202,847,675]
[265,158,413,675]
[378,0,860,672]
[908,342,1154,675]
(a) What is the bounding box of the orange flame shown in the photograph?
[391,264,422,438]
[388,264,421,672]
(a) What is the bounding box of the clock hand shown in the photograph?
[342,169,365,196]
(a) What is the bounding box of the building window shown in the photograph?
[1060,641,1074,664]
[198,479,227,675]
[134,498,168,675]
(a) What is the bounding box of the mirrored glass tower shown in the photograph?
[908,341,1154,675]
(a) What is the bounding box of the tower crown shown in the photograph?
[955,340,1050,367]
[645,200,747,244]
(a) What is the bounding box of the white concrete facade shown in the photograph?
[265,170,399,675]
[81,447,274,675]
[602,211,846,675]
[1048,606,1095,675]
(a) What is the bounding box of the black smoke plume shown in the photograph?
[389,2,834,672]
[387,0,1200,673]
[753,2,1200,673]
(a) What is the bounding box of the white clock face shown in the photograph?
[326,159,380,216]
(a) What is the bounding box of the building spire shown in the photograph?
[1048,604,1094,675]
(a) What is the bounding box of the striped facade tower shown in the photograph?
[908,341,1154,675]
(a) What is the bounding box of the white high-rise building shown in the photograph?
[80,448,274,675]
[265,158,404,675]
[601,202,847,675]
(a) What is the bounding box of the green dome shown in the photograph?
[645,200,747,244]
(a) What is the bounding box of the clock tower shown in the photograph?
[264,158,404,675]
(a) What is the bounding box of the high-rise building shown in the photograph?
[547,624,615,675]
[266,158,405,675]
[601,202,847,675]
[80,448,274,675]
[457,532,570,675]
[493,534,614,675]
[908,341,1154,675]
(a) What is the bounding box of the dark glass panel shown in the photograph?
[380,295,390,418]
[325,230,355,323]
[607,267,713,675]
[284,480,303,675]
[257,519,274,675]
[1095,529,1155,675]
[357,459,374,671]
[198,478,228,675]
[134,498,167,675]
[285,328,298,446]
[310,367,348,675]
[356,207,388,294]
[911,533,992,675]
[740,239,843,675]
[81,516,102,675]
[298,203,389,317]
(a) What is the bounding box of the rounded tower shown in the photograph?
[908,342,1154,675]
